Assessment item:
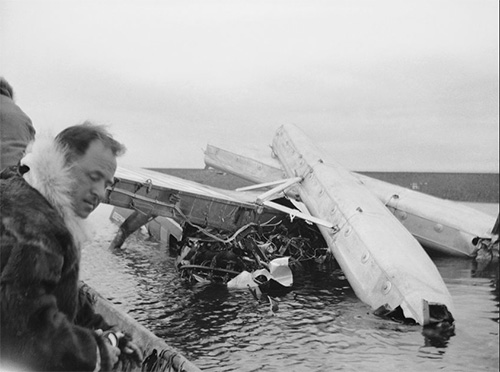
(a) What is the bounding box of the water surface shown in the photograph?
[82,203,499,371]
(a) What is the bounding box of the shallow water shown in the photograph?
[82,203,499,372]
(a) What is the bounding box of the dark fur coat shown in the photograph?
[0,138,113,371]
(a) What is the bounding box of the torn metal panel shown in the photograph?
[355,174,496,256]
[110,206,183,243]
[106,165,285,232]
[227,257,293,288]
[204,144,285,183]
[204,144,497,257]
[271,124,454,325]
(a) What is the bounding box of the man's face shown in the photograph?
[69,140,117,218]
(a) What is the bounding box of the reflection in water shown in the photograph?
[82,205,499,372]
[472,259,499,282]
[472,261,499,324]
[421,321,456,348]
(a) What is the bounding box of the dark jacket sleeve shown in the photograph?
[0,240,115,371]
[0,180,113,371]
[76,282,113,331]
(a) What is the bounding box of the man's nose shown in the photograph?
[93,181,107,202]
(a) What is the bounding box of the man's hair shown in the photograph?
[0,77,14,99]
[55,121,126,161]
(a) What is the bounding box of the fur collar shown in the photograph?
[21,135,92,248]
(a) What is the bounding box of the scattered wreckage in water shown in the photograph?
[174,210,330,311]
[204,138,498,259]
[105,125,498,328]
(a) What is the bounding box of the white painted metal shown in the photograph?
[355,175,496,256]
[110,165,288,232]
[115,164,297,214]
[204,144,496,257]
[271,124,454,325]
[255,177,302,204]
[262,200,334,228]
[236,178,299,192]
[115,165,258,204]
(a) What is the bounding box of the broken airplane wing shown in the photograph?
[270,124,454,325]
[204,144,496,257]
[105,165,286,233]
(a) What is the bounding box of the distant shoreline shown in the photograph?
[149,168,500,204]
[358,171,499,203]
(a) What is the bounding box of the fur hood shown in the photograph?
[21,135,92,247]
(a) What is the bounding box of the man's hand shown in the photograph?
[95,329,121,367]
[96,329,143,368]
[116,331,143,368]
[102,338,121,366]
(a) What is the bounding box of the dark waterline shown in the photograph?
[82,203,499,372]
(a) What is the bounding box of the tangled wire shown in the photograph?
[175,217,331,285]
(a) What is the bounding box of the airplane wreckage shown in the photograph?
[104,124,499,328]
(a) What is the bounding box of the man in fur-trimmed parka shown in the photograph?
[0,123,142,371]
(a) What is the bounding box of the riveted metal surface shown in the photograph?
[382,281,392,295]
[204,143,496,257]
[270,124,454,325]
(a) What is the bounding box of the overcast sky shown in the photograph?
[1,0,498,172]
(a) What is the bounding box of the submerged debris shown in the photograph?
[472,235,499,272]
[174,210,331,311]
[172,209,460,324]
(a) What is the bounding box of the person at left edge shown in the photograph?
[0,122,142,371]
[0,77,36,171]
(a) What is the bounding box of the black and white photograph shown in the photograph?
[1,1,498,371]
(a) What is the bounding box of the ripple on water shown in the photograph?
[82,205,500,372]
